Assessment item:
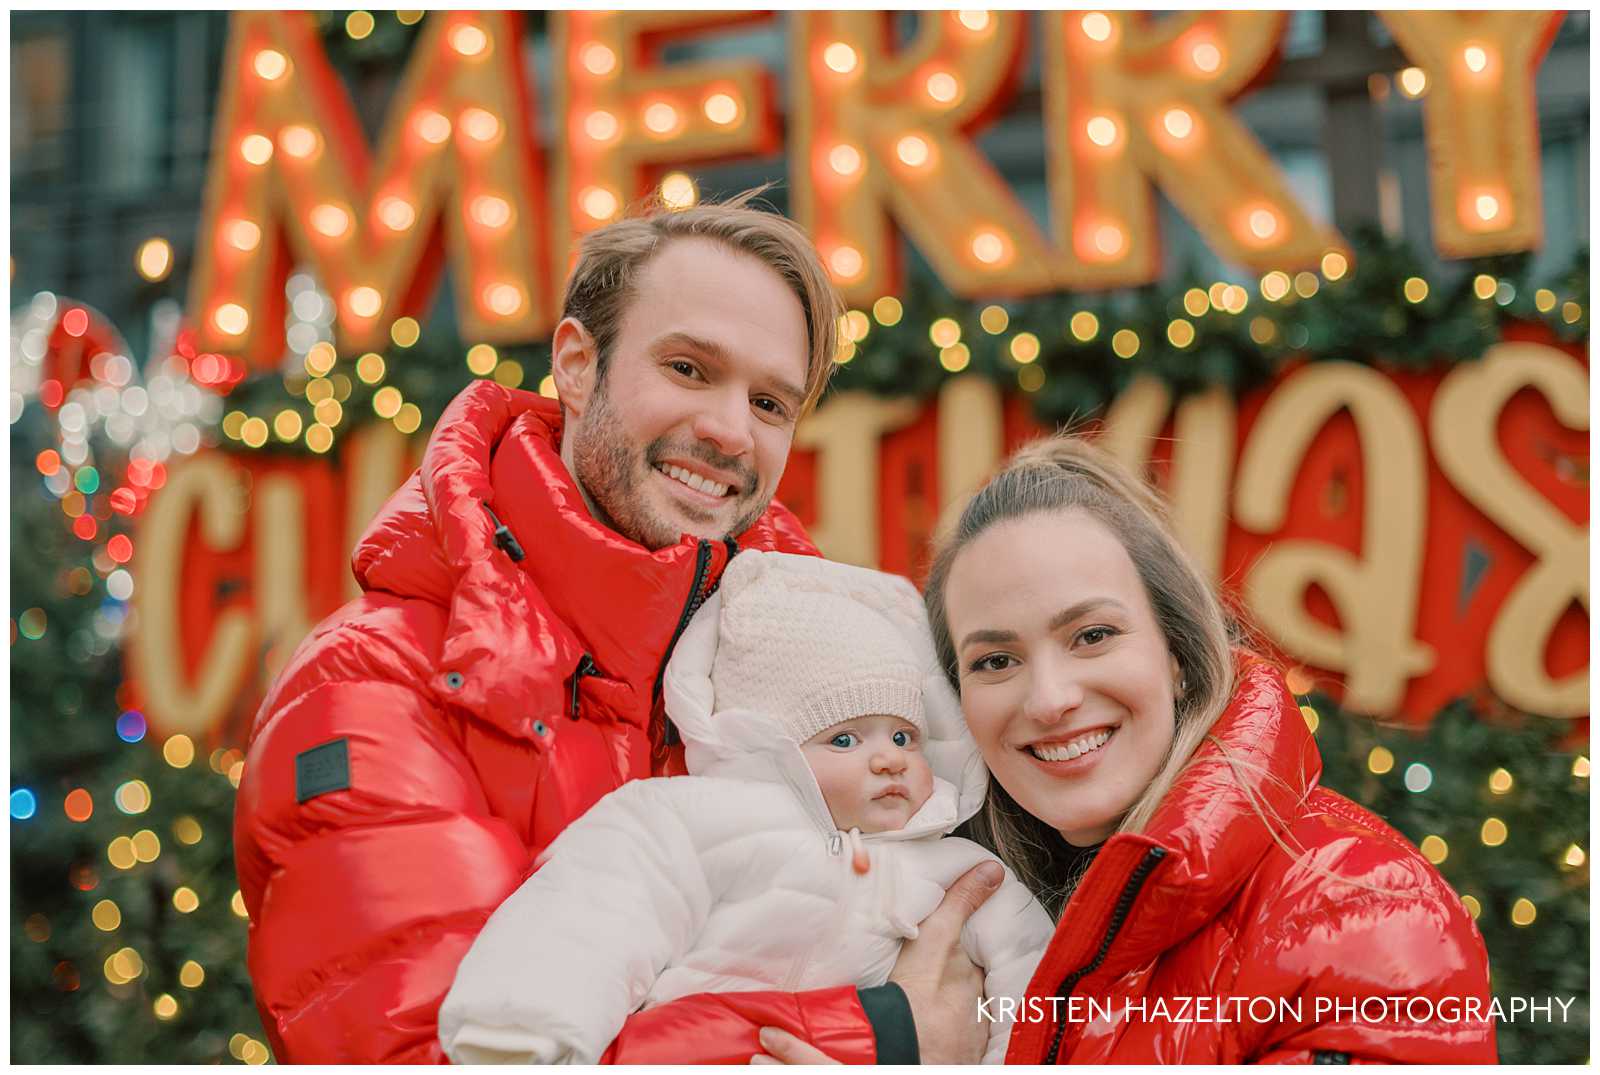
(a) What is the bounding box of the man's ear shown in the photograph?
[550,317,600,420]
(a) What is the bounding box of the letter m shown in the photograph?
[188,12,551,368]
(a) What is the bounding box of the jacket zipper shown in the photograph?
[651,540,728,746]
[568,653,597,718]
[784,831,855,990]
[1041,846,1166,1065]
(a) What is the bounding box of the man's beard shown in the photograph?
[569,377,766,550]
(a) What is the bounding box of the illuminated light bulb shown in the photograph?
[471,194,512,230]
[253,49,289,81]
[823,42,858,74]
[227,219,262,250]
[179,961,205,988]
[1472,273,1497,300]
[1462,44,1488,74]
[829,245,864,281]
[240,134,274,166]
[1367,746,1395,775]
[1167,319,1195,348]
[163,735,195,769]
[873,296,903,326]
[643,102,681,136]
[1111,329,1139,359]
[1510,898,1535,926]
[240,417,270,448]
[704,93,740,126]
[1293,271,1319,298]
[1223,285,1247,313]
[346,10,374,40]
[492,360,524,388]
[213,303,249,336]
[1419,835,1448,864]
[1299,704,1319,732]
[539,375,559,397]
[373,386,404,419]
[304,342,337,376]
[306,379,333,404]
[1010,332,1040,364]
[1085,115,1119,148]
[829,143,863,176]
[396,11,423,25]
[415,110,452,145]
[1162,108,1195,140]
[460,108,501,143]
[896,135,931,169]
[929,318,962,348]
[1564,844,1585,868]
[580,186,619,221]
[834,341,856,365]
[131,829,161,862]
[1398,67,1427,97]
[1534,288,1557,313]
[1260,272,1290,302]
[1404,763,1432,793]
[306,423,335,454]
[1561,301,1581,324]
[1474,193,1500,222]
[1191,42,1223,74]
[970,230,1008,265]
[173,887,199,913]
[273,409,303,442]
[356,352,386,384]
[310,203,351,238]
[346,286,382,319]
[979,305,1009,334]
[660,172,698,210]
[136,238,172,282]
[1249,316,1277,344]
[231,891,249,918]
[957,10,991,32]
[1183,288,1210,316]
[395,402,423,435]
[1488,767,1514,794]
[1092,223,1125,257]
[1402,277,1428,304]
[1069,311,1099,341]
[1320,250,1348,280]
[925,71,960,104]
[1480,817,1508,846]
[1461,894,1482,919]
[1080,12,1112,42]
[279,125,319,160]
[313,399,342,428]
[377,196,416,232]
[485,283,524,317]
[584,110,620,142]
[581,42,617,76]
[1248,208,1279,241]
[939,344,970,372]
[466,343,499,375]
[450,22,489,57]
[1018,365,1046,392]
[93,899,121,931]
[845,310,871,341]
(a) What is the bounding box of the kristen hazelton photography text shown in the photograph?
[10,9,1589,1066]
[977,994,1582,1027]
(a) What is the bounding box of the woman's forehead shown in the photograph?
[947,510,1145,618]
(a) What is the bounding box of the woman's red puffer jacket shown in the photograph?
[233,382,885,1063]
[1004,657,1498,1063]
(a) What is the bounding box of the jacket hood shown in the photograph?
[662,550,989,842]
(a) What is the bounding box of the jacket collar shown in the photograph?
[1033,657,1321,990]
[352,380,817,739]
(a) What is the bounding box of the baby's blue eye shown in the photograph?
[829,732,858,748]
[892,730,912,747]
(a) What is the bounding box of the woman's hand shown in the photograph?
[750,1027,841,1064]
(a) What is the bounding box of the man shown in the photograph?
[234,191,1002,1064]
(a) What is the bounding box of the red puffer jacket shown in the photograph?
[233,381,884,1063]
[1005,658,1498,1064]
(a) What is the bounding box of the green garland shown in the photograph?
[218,228,1587,459]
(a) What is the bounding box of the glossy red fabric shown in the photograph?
[233,381,879,1063]
[1004,658,1498,1064]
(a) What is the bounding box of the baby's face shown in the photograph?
[801,714,935,834]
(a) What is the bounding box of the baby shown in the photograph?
[439,551,1053,1064]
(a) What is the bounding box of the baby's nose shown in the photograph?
[871,750,906,773]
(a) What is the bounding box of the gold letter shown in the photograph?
[794,391,921,567]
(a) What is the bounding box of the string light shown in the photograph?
[391,317,421,347]
[1080,12,1112,42]
[1573,756,1589,779]
[939,343,970,372]
[823,42,858,75]
[971,229,1008,265]
[1398,67,1427,97]
[660,173,698,210]
[584,110,620,143]
[829,246,864,281]
[1299,704,1319,733]
[1069,311,1099,342]
[1480,817,1508,846]
[174,816,202,844]
[580,186,620,222]
[929,318,962,348]
[1320,250,1348,280]
[1086,115,1119,148]
[1190,41,1223,75]
[1472,274,1497,300]
[1167,318,1195,348]
[460,108,501,144]
[829,143,863,177]
[1009,332,1040,363]
[979,305,1009,334]
[227,219,262,250]
[925,71,960,104]
[136,238,173,282]
[1404,762,1433,793]
[581,42,617,76]
[345,11,375,40]
[253,49,289,81]
[1488,768,1513,794]
[704,93,740,126]
[1162,108,1195,140]
[1419,835,1448,864]
[1111,328,1139,358]
[466,344,498,376]
[415,110,451,145]
[1368,746,1395,774]
[239,134,273,166]
[310,204,351,239]
[1563,844,1585,868]
[896,135,931,169]
[1403,277,1429,303]
[1510,898,1536,926]
[346,286,382,319]
[1462,44,1489,74]
[872,297,903,326]
[957,10,991,32]
[279,125,320,160]
[1294,271,1319,298]
[449,22,489,58]
[485,283,524,317]
[1260,272,1291,301]
[163,734,195,768]
[1018,365,1045,392]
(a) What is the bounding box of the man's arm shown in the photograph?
[235,677,528,1063]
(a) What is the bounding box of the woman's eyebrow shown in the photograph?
[960,598,1129,650]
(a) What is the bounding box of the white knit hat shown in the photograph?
[711,554,927,744]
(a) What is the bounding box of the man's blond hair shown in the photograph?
[560,186,843,416]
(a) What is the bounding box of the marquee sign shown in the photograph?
[188,10,1563,367]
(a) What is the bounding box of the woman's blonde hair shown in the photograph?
[560,185,842,416]
[922,435,1240,917]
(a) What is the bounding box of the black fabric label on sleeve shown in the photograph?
[295,738,351,803]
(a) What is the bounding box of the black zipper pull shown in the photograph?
[569,653,597,718]
[481,501,526,562]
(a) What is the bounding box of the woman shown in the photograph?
[914,434,1497,1063]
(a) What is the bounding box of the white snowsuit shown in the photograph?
[439,552,1054,1064]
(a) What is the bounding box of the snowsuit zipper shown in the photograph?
[1042,846,1167,1064]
